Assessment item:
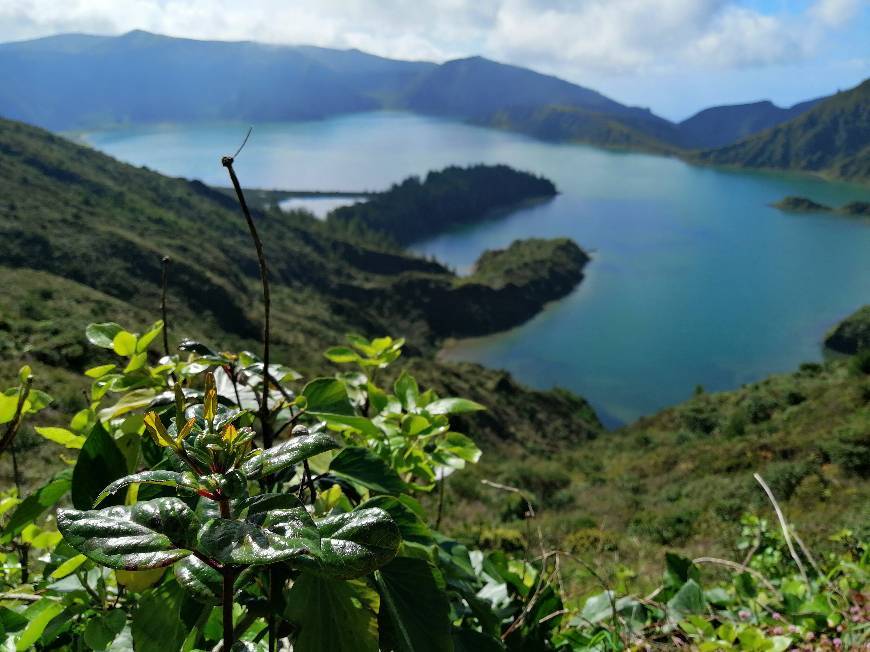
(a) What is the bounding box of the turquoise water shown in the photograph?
[82,112,870,426]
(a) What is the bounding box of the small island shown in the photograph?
[824,305,870,354]
[328,164,557,244]
[392,238,589,337]
[772,195,870,217]
[772,196,832,212]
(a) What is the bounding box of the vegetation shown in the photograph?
[1,318,867,650]
[328,165,556,245]
[698,79,870,182]
[676,98,823,150]
[772,196,833,212]
[825,305,870,354]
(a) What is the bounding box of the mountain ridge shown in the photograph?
[0,29,833,156]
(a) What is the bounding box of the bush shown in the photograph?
[850,348,870,375]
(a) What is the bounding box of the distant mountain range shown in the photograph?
[0,30,866,181]
[696,79,870,181]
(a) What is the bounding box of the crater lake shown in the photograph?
[80,111,870,426]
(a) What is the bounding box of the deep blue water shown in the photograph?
[81,112,870,426]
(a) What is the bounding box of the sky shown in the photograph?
[1,0,868,120]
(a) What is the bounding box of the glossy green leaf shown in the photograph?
[302,378,354,415]
[360,496,434,545]
[330,447,406,494]
[196,508,318,566]
[112,330,138,356]
[72,423,128,509]
[1,470,71,542]
[50,553,88,579]
[124,352,147,373]
[0,392,20,423]
[314,412,381,437]
[376,556,452,652]
[324,347,361,364]
[86,322,124,349]
[57,498,198,570]
[97,389,158,422]
[174,556,223,603]
[299,508,401,579]
[394,372,419,411]
[132,582,190,652]
[240,432,339,479]
[34,426,86,449]
[83,609,126,651]
[95,471,198,506]
[15,600,64,651]
[425,398,486,415]
[667,580,705,622]
[136,321,164,353]
[286,574,379,652]
[85,364,117,378]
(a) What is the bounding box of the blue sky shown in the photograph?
[1,0,867,120]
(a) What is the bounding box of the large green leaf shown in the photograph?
[95,471,198,506]
[667,579,705,622]
[297,508,400,579]
[394,372,419,412]
[174,557,223,603]
[71,423,128,510]
[302,378,354,415]
[131,582,190,652]
[196,507,318,566]
[360,496,433,545]
[34,426,86,449]
[15,600,65,652]
[240,432,339,479]
[85,322,124,349]
[57,498,198,570]
[329,447,406,494]
[313,413,382,437]
[286,574,379,652]
[425,398,486,415]
[376,556,452,652]
[1,470,71,542]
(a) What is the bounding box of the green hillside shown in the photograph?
[0,116,600,455]
[697,79,870,181]
[441,355,870,586]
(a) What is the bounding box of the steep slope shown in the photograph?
[485,104,680,153]
[401,56,677,150]
[444,356,870,578]
[0,30,378,129]
[696,79,870,181]
[0,116,601,448]
[678,97,824,149]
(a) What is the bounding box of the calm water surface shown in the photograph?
[82,112,870,426]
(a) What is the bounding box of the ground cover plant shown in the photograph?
[0,148,866,651]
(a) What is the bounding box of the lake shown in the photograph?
[81,112,870,426]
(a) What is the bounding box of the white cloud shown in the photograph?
[810,0,864,27]
[0,0,864,78]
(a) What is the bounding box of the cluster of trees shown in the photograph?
[328,165,557,245]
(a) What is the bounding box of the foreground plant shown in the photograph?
[56,372,400,650]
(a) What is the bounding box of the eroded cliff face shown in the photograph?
[825,305,870,354]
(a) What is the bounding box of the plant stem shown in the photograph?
[221,155,273,449]
[160,255,171,357]
[0,377,32,456]
[219,498,234,649]
[223,567,234,650]
[10,444,29,584]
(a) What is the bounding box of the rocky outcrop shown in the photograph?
[825,305,870,354]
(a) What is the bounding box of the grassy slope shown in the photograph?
[439,358,869,588]
[0,116,601,487]
[696,79,870,181]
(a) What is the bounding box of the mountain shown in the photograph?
[0,30,862,176]
[0,31,385,129]
[0,115,601,450]
[677,97,824,149]
[696,79,870,181]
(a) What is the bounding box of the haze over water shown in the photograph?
[82,112,870,426]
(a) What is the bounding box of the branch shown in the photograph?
[0,376,33,456]
[221,149,273,449]
[753,473,809,591]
